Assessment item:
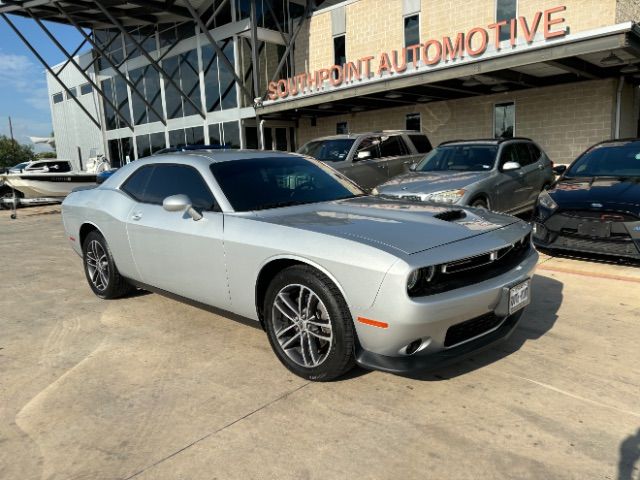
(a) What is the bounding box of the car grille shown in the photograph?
[553,234,639,257]
[560,210,638,221]
[444,312,503,347]
[410,233,532,296]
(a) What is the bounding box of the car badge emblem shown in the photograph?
[591,203,603,208]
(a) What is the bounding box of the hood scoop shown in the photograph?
[434,209,466,222]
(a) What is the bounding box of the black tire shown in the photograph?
[82,230,134,299]
[263,265,356,381]
[471,197,489,209]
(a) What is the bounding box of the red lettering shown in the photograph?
[392,50,407,73]
[329,65,343,86]
[276,79,288,98]
[488,21,507,49]
[377,52,392,76]
[406,44,421,69]
[422,40,442,65]
[465,27,488,56]
[267,81,278,100]
[519,11,542,43]
[544,6,567,39]
[345,61,361,82]
[360,55,375,78]
[509,18,517,47]
[443,33,465,61]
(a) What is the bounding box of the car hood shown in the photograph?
[376,171,492,195]
[254,196,521,255]
[550,177,640,211]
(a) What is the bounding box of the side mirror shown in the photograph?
[553,165,567,175]
[409,162,417,172]
[162,194,203,221]
[502,161,521,172]
[356,150,372,161]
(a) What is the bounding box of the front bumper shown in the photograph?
[356,310,523,374]
[532,211,640,260]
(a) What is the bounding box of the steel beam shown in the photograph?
[1,13,102,129]
[182,0,253,102]
[55,36,89,75]
[249,0,262,149]
[92,0,206,119]
[205,0,229,28]
[29,11,135,131]
[54,1,168,125]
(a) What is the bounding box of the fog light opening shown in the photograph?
[405,340,422,355]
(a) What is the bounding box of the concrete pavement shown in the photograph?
[1,206,639,480]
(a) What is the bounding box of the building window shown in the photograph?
[406,113,421,132]
[52,93,63,104]
[494,102,515,138]
[333,35,346,67]
[404,14,420,63]
[496,0,517,42]
[336,122,348,134]
[80,83,93,96]
[66,87,77,99]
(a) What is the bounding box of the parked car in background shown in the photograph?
[62,150,536,381]
[533,138,640,260]
[297,131,432,190]
[373,138,554,214]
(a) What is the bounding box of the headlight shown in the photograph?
[371,187,379,195]
[423,189,466,204]
[407,266,437,294]
[537,190,558,211]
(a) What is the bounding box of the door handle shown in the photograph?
[131,212,143,221]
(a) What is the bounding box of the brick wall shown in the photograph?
[616,0,640,22]
[297,79,617,164]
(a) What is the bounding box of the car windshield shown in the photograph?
[210,156,364,212]
[416,144,498,172]
[11,162,29,170]
[297,139,355,162]
[565,142,640,178]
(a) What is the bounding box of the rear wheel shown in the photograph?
[264,265,355,381]
[82,230,134,299]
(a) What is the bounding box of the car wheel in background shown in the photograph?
[82,230,134,299]
[471,197,489,209]
[264,265,356,381]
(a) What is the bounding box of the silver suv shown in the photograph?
[374,138,555,214]
[297,131,432,190]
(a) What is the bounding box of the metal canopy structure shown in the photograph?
[259,23,640,119]
[0,0,314,145]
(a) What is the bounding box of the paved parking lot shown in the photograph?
[1,206,639,480]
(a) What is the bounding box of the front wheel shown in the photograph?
[82,230,134,299]
[471,197,489,209]
[264,265,355,381]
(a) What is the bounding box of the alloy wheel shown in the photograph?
[271,284,333,368]
[85,240,109,292]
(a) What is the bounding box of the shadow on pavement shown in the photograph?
[406,274,563,381]
[619,428,640,480]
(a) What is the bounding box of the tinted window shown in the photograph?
[355,137,381,160]
[298,139,355,162]
[418,145,497,172]
[210,157,363,212]
[121,165,153,201]
[499,144,518,167]
[514,143,534,166]
[144,165,216,210]
[379,135,409,157]
[528,143,542,162]
[408,134,432,153]
[566,142,640,177]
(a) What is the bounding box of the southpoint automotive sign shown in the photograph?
[266,6,568,101]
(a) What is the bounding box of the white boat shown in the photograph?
[1,159,98,199]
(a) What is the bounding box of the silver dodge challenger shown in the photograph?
[61,150,537,381]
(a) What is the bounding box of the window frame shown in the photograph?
[495,0,518,43]
[403,13,420,63]
[378,134,410,158]
[336,122,348,135]
[52,92,64,104]
[333,34,346,68]
[120,163,219,211]
[80,83,93,96]
[493,100,516,139]
[405,112,421,132]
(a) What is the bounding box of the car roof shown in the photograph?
[438,137,533,146]
[138,149,306,166]
[305,130,425,142]
[588,138,640,149]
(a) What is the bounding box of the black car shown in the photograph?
[532,139,640,260]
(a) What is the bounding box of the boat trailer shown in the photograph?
[1,188,61,219]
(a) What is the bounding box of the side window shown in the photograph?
[528,143,542,162]
[499,144,517,168]
[121,165,154,202]
[408,134,432,154]
[514,143,534,166]
[144,165,216,210]
[354,137,381,161]
[378,135,409,157]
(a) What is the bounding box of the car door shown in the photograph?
[122,163,230,309]
[378,134,414,178]
[340,136,387,190]
[513,142,539,206]
[528,142,552,195]
[494,143,530,212]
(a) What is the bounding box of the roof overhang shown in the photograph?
[259,22,640,118]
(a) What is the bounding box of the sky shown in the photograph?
[0,15,85,152]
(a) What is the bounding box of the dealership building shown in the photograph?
[2,0,640,168]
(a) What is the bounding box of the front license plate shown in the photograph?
[509,280,530,315]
